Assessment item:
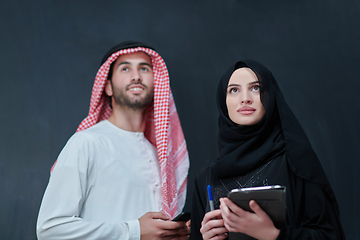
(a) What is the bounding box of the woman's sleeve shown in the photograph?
[189,172,208,240]
[277,177,345,240]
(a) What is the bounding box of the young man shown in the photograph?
[37,41,190,240]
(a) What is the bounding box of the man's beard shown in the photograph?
[112,84,154,110]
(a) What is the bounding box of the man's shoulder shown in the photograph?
[68,120,113,145]
[82,120,111,132]
[76,120,112,136]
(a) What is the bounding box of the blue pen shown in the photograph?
[207,185,215,211]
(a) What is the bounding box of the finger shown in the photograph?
[162,234,180,240]
[217,233,229,240]
[204,234,227,240]
[202,218,225,231]
[219,198,234,220]
[202,226,228,240]
[222,198,247,216]
[175,225,191,236]
[220,199,245,231]
[161,220,187,230]
[147,211,170,220]
[161,227,188,238]
[212,232,228,240]
[203,209,222,222]
[184,223,191,235]
[172,234,190,240]
[249,199,273,223]
[201,217,226,237]
[249,200,264,215]
[219,199,229,217]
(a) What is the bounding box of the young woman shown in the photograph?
[190,60,345,240]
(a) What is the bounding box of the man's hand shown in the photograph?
[220,198,280,240]
[139,212,190,240]
[200,209,228,240]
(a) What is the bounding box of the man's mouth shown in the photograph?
[127,84,145,92]
[129,87,143,91]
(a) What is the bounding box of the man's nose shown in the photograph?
[131,70,141,83]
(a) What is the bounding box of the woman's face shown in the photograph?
[226,67,266,126]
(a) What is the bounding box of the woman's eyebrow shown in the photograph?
[227,81,259,88]
[227,84,240,88]
[248,81,260,85]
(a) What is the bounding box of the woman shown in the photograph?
[190,60,345,240]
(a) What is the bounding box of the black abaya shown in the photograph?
[189,60,345,240]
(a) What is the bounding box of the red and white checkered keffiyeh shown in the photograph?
[54,47,189,219]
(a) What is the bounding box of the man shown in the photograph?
[37,41,190,240]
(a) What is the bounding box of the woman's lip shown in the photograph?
[238,107,256,115]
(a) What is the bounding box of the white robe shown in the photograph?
[37,120,172,240]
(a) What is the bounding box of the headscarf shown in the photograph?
[53,41,189,219]
[211,59,338,208]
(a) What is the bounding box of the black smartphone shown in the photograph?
[172,212,191,221]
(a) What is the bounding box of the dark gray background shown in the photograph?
[1,0,359,239]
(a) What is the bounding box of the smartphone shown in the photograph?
[172,212,191,222]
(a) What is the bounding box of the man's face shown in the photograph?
[226,67,265,126]
[107,52,154,110]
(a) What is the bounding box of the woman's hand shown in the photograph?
[200,209,228,240]
[219,198,280,240]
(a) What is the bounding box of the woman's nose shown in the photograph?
[241,92,252,104]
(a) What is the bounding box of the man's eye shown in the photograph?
[121,67,129,71]
[141,67,148,71]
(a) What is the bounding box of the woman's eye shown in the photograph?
[251,85,260,92]
[229,88,238,94]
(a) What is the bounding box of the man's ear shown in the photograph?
[104,80,113,97]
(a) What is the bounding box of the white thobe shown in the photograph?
[37,120,167,240]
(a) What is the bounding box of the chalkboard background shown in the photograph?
[1,0,359,239]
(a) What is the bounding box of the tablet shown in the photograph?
[227,185,286,240]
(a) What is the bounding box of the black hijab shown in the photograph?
[211,59,338,205]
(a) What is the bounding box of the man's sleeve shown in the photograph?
[36,133,141,240]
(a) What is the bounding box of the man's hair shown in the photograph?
[102,41,155,107]
[108,62,115,81]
